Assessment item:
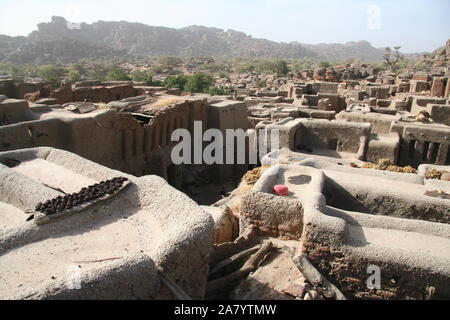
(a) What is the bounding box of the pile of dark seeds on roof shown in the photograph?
[35,177,128,216]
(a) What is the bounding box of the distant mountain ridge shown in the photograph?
[0,16,399,64]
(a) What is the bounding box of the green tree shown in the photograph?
[256,79,267,88]
[131,70,150,82]
[164,75,189,91]
[236,62,255,74]
[255,60,277,74]
[106,66,131,81]
[144,75,164,86]
[70,64,86,76]
[206,86,232,95]
[87,64,110,81]
[151,65,164,75]
[218,71,229,78]
[186,73,214,93]
[10,66,26,83]
[39,65,67,85]
[275,60,289,76]
[414,62,427,72]
[318,61,331,68]
[67,69,81,82]
[372,62,388,74]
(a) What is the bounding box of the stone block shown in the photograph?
[428,104,450,126]
[431,77,447,97]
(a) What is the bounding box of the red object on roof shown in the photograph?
[273,185,289,196]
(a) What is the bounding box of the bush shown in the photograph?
[87,64,110,81]
[318,61,331,68]
[186,73,214,93]
[106,66,131,81]
[256,79,267,88]
[164,75,189,91]
[10,66,25,83]
[218,71,229,78]
[164,73,215,93]
[151,65,164,74]
[275,60,289,76]
[255,60,277,74]
[236,62,255,74]
[131,70,149,82]
[414,62,427,72]
[67,69,81,82]
[39,65,68,85]
[144,76,164,86]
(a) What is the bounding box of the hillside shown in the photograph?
[0,16,399,64]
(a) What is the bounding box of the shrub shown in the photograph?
[131,70,149,82]
[236,63,255,74]
[87,64,110,81]
[186,73,214,93]
[318,61,331,68]
[255,60,277,74]
[106,66,131,81]
[164,75,189,91]
[67,69,81,82]
[256,79,267,88]
[151,65,164,74]
[144,76,164,86]
[275,60,289,76]
[39,65,68,85]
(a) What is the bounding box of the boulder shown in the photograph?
[201,206,237,244]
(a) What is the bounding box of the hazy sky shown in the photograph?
[0,0,448,53]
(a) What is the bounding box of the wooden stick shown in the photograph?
[42,183,67,194]
[209,226,260,265]
[206,241,273,295]
[159,271,192,300]
[292,254,346,300]
[73,257,122,264]
[209,244,260,278]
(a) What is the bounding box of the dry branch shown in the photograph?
[159,271,192,300]
[206,241,273,295]
[73,256,122,263]
[292,254,346,300]
[209,244,260,278]
[209,225,260,265]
